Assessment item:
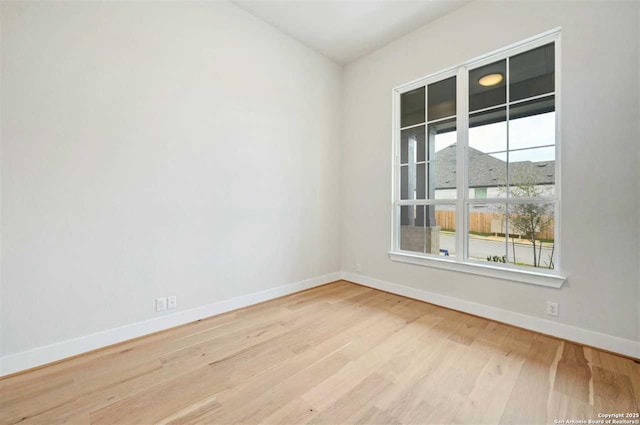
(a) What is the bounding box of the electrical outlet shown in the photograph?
[546,301,559,317]
[356,263,362,272]
[168,295,177,309]
[156,297,167,312]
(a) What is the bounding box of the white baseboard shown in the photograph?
[0,272,342,376]
[341,272,640,359]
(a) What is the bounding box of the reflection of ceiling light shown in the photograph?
[479,73,503,87]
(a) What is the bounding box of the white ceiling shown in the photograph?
[232,1,470,65]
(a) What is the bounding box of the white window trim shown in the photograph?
[390,28,566,288]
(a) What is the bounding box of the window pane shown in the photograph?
[428,158,455,199]
[510,43,554,102]
[507,203,555,269]
[400,125,428,200]
[400,126,425,164]
[469,60,506,112]
[468,204,508,263]
[432,158,456,199]
[400,163,426,200]
[435,205,456,257]
[508,147,555,197]
[430,118,457,200]
[428,77,456,121]
[400,205,455,256]
[509,96,555,150]
[435,188,457,200]
[416,163,426,199]
[401,87,425,127]
[401,166,408,199]
[510,95,555,120]
[469,151,507,198]
[429,118,456,158]
[400,205,425,253]
[469,107,507,153]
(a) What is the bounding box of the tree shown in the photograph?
[507,171,554,268]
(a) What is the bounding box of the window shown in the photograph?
[474,188,487,199]
[391,30,563,287]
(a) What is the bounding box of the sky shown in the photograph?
[435,112,555,163]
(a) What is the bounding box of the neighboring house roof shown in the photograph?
[434,144,555,189]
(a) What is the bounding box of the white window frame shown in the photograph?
[389,28,565,288]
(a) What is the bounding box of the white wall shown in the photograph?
[0,1,342,358]
[341,1,640,343]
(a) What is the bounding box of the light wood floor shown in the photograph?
[1,281,639,425]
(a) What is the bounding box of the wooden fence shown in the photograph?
[435,210,554,241]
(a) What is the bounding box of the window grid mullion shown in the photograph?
[456,66,467,263]
[394,89,401,252]
[553,33,562,272]
[425,82,429,208]
[468,91,555,116]
[505,56,511,261]
[466,197,558,205]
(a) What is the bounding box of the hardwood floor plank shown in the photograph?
[344,406,402,425]
[301,305,440,412]
[9,360,165,425]
[259,398,318,425]
[553,342,592,403]
[547,390,596,424]
[307,373,392,425]
[0,370,77,425]
[373,313,476,415]
[88,364,223,425]
[499,335,563,425]
[383,339,491,425]
[592,365,638,413]
[452,328,531,425]
[196,348,352,423]
[586,348,640,409]
[405,391,465,425]
[155,394,221,425]
[448,315,491,346]
[89,337,295,423]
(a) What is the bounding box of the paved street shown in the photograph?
[439,233,555,268]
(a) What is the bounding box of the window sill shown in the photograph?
[388,251,566,288]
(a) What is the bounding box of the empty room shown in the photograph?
[1,0,639,424]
